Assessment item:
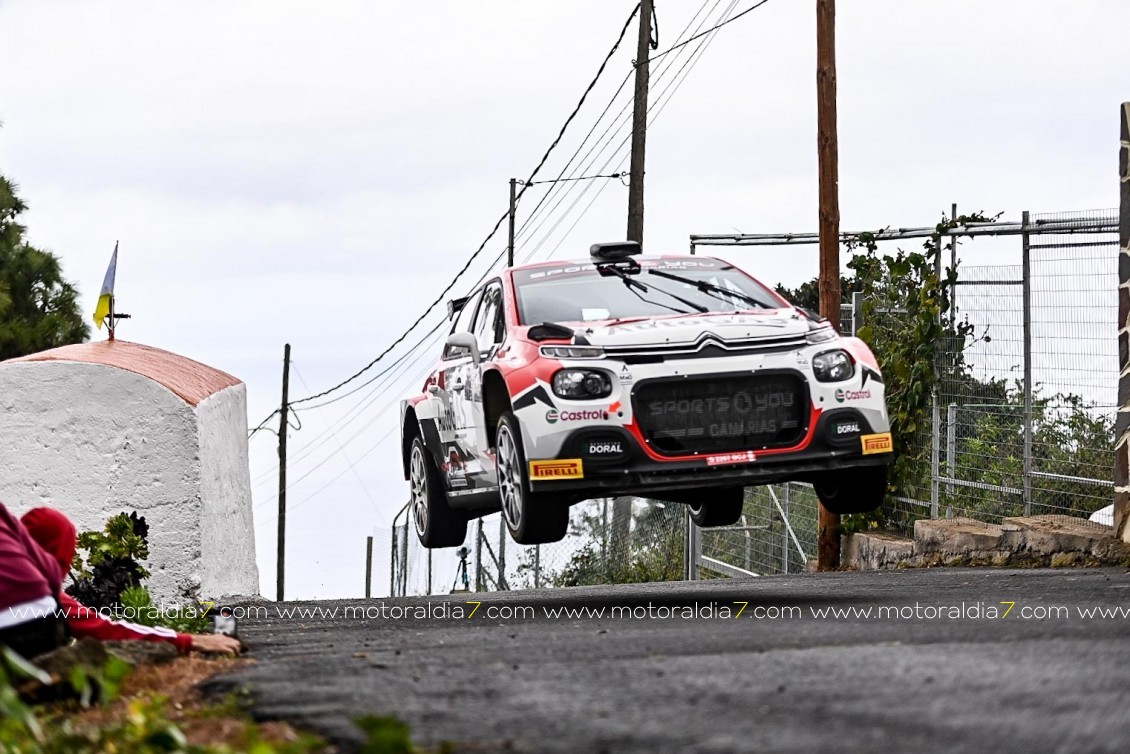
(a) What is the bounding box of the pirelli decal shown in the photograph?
[861,432,893,455]
[529,459,584,480]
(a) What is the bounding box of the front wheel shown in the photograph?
[496,412,569,545]
[812,464,889,514]
[688,487,745,527]
[409,438,468,548]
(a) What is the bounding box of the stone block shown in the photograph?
[1003,515,1113,556]
[914,517,1003,554]
[842,531,914,570]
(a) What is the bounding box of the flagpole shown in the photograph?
[108,293,115,341]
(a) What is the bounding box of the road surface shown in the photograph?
[210,568,1130,753]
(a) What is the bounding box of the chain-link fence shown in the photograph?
[387,209,1119,595]
[868,210,1119,528]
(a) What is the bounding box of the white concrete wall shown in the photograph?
[0,359,260,602]
[196,384,259,597]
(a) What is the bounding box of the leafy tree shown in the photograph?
[0,172,89,360]
[774,274,858,312]
[515,500,684,587]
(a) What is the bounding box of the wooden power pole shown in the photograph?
[507,177,517,266]
[626,0,653,245]
[816,0,842,570]
[276,343,291,601]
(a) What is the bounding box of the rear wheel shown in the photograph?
[688,487,745,528]
[812,464,888,514]
[496,412,569,545]
[410,438,468,548]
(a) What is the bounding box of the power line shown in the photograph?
[522,171,628,187]
[291,319,448,412]
[515,0,728,265]
[269,2,644,416]
[647,0,772,64]
[291,362,388,526]
[512,0,721,257]
[255,0,751,520]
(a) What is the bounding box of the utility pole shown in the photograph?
[508,178,517,266]
[816,0,841,571]
[626,0,653,245]
[276,343,291,601]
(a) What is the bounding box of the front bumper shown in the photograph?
[528,408,893,496]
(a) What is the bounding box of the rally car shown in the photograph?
[400,241,893,547]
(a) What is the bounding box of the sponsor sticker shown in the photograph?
[619,365,633,384]
[587,440,623,456]
[861,432,893,455]
[835,388,872,403]
[836,421,861,435]
[706,451,757,467]
[547,408,606,423]
[529,459,584,480]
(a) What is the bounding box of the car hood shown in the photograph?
[572,310,811,348]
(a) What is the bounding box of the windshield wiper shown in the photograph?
[646,268,769,310]
[599,264,707,314]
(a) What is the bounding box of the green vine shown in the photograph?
[842,212,997,532]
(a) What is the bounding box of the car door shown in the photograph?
[464,280,506,488]
[433,289,481,492]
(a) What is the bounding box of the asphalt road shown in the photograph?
[210,568,1130,753]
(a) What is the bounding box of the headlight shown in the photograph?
[812,349,855,382]
[552,369,613,399]
[539,345,606,360]
[806,326,838,344]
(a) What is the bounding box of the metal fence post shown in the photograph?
[389,526,397,598]
[398,525,408,597]
[930,227,943,519]
[682,507,694,580]
[498,515,507,590]
[781,484,791,575]
[474,519,483,592]
[365,536,373,599]
[534,545,541,589]
[851,291,864,335]
[946,403,957,504]
[601,498,609,577]
[1022,210,1033,516]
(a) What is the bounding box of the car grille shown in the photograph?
[632,373,807,455]
[603,334,808,364]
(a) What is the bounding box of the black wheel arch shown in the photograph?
[481,369,513,449]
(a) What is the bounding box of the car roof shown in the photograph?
[508,254,714,274]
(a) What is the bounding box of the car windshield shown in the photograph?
[512,258,785,325]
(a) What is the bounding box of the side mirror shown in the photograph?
[445,332,481,363]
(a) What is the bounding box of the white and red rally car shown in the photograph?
[400,242,893,547]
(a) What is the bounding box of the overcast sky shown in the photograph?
[1,0,1126,600]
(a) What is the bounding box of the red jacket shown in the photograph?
[20,507,193,654]
[0,503,63,615]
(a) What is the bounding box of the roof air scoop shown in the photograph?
[590,241,642,262]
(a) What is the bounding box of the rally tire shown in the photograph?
[812,464,889,515]
[688,487,745,528]
[410,438,468,548]
[496,412,569,545]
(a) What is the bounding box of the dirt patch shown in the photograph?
[71,654,319,750]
